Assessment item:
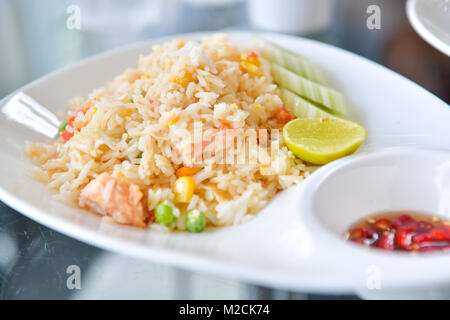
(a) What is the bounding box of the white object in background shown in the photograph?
[406,0,450,56]
[77,0,165,33]
[248,0,332,34]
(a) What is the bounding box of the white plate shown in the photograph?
[406,0,450,56]
[0,32,449,294]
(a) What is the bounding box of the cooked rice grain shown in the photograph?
[26,34,315,229]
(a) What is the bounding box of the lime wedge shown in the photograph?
[283,118,367,165]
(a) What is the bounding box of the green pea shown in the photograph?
[136,151,143,159]
[186,209,206,233]
[58,120,68,133]
[155,202,176,226]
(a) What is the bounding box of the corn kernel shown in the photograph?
[252,60,261,67]
[176,39,186,49]
[241,51,261,66]
[168,117,179,126]
[172,76,186,87]
[252,103,261,110]
[239,61,263,76]
[174,176,195,203]
[140,73,150,79]
[117,171,126,180]
[184,72,194,82]
[176,166,202,177]
[123,108,132,117]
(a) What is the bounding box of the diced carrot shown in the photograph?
[245,51,261,66]
[274,106,293,124]
[248,51,258,59]
[176,166,202,177]
[218,122,232,130]
[62,130,74,142]
[67,115,76,128]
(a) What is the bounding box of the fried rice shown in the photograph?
[26,34,315,231]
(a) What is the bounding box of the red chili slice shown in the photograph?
[412,233,434,243]
[346,213,449,253]
[430,229,449,241]
[417,221,434,232]
[392,215,414,229]
[443,225,450,236]
[376,233,394,250]
[401,220,419,233]
[395,227,413,250]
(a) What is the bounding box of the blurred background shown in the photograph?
[0,0,448,299]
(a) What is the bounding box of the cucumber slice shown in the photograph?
[280,88,336,119]
[271,64,348,116]
[253,36,327,84]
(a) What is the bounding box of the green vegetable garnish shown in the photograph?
[137,151,143,159]
[252,36,327,84]
[155,201,176,226]
[186,209,206,233]
[271,64,348,116]
[58,120,68,133]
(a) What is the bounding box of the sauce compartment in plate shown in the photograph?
[302,147,450,251]
[345,211,450,253]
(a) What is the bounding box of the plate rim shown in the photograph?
[1,31,449,293]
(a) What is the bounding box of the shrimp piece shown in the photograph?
[79,173,146,228]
